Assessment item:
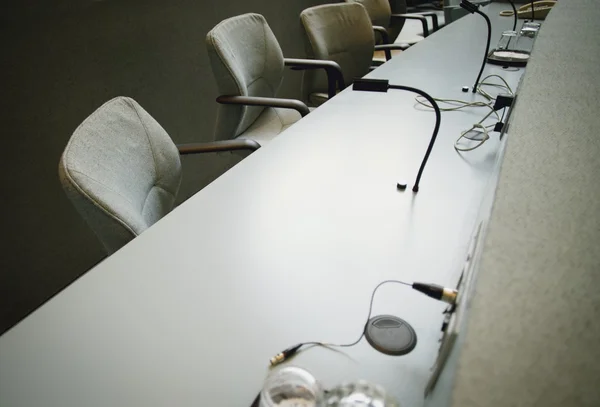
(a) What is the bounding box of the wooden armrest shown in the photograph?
[375,44,410,51]
[216,95,309,117]
[414,12,440,30]
[372,26,393,60]
[284,58,345,98]
[391,13,430,37]
[374,44,410,61]
[373,25,391,44]
[177,139,260,155]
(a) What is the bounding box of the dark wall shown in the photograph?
[0,0,330,334]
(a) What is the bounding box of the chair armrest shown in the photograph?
[391,13,430,37]
[284,58,345,98]
[372,25,391,44]
[407,1,443,12]
[372,26,393,60]
[177,139,260,155]
[216,95,309,117]
[375,44,410,51]
[414,12,439,31]
[374,44,410,61]
[407,6,441,13]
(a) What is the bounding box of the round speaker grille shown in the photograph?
[364,314,417,356]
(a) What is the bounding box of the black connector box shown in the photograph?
[493,94,514,111]
[352,78,390,93]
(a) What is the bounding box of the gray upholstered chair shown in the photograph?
[346,0,442,47]
[206,13,344,145]
[299,3,405,107]
[59,96,259,254]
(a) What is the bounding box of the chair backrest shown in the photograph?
[388,0,408,40]
[59,96,182,254]
[300,3,375,104]
[345,0,392,28]
[389,0,408,15]
[346,0,408,43]
[206,13,285,140]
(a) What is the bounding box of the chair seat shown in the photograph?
[237,107,302,145]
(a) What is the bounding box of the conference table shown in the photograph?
[0,4,525,407]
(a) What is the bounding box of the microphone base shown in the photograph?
[487,49,530,67]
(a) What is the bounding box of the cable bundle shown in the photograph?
[415,74,513,151]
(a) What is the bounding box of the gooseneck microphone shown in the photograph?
[460,0,492,94]
[352,78,441,193]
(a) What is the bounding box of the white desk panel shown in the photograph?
[0,5,523,407]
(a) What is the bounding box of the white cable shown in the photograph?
[415,97,491,111]
[414,74,513,152]
[476,74,513,101]
[455,123,490,152]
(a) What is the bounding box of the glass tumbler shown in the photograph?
[325,381,400,407]
[521,21,541,37]
[259,366,325,407]
[513,31,534,53]
[514,22,541,52]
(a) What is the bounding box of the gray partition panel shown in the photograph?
[442,1,600,406]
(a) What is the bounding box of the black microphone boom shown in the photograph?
[493,0,517,31]
[504,0,517,31]
[510,1,517,30]
[460,0,492,93]
[352,78,441,193]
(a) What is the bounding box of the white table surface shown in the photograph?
[0,5,524,407]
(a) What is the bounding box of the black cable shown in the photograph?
[460,1,492,94]
[472,9,492,93]
[531,0,535,21]
[508,0,517,31]
[352,79,441,193]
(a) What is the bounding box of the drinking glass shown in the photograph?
[514,22,541,52]
[514,31,534,52]
[521,21,541,37]
[259,366,325,407]
[324,381,400,407]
